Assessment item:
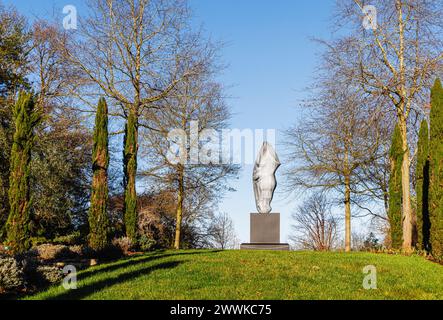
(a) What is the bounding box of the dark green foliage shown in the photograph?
[88,98,110,251]
[416,120,431,251]
[30,112,92,238]
[388,124,403,249]
[363,233,382,251]
[430,79,443,258]
[0,6,30,236]
[123,110,138,243]
[0,6,92,240]
[6,92,40,253]
[52,231,82,246]
[0,103,13,239]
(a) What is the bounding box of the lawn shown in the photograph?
[26,250,443,300]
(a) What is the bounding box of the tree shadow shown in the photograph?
[45,250,221,300]
[78,250,219,281]
[48,260,182,300]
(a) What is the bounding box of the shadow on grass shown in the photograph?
[48,261,183,300]
[78,250,220,281]
[44,250,221,300]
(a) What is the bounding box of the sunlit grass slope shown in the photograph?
[26,250,443,300]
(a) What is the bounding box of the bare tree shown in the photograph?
[284,80,388,252]
[139,44,239,249]
[30,20,76,107]
[61,0,204,242]
[352,136,392,221]
[209,212,238,250]
[290,194,339,251]
[325,0,443,252]
[28,21,93,237]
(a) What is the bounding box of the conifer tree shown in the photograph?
[388,124,403,249]
[430,79,443,257]
[416,120,430,251]
[123,110,138,244]
[88,98,110,251]
[6,92,40,253]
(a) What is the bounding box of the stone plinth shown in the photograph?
[240,243,290,251]
[241,213,289,251]
[250,213,280,243]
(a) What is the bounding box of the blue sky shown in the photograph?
[3,0,338,244]
[187,0,336,243]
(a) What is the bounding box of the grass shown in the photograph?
[25,250,443,300]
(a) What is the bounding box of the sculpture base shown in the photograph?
[250,213,280,243]
[240,243,290,251]
[240,213,289,251]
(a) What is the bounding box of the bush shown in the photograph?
[138,235,156,252]
[32,244,73,261]
[52,231,82,246]
[363,233,383,252]
[81,243,124,261]
[30,237,50,247]
[112,237,134,255]
[18,254,63,288]
[99,245,124,260]
[0,250,67,295]
[0,255,25,291]
[68,245,84,257]
[35,266,63,285]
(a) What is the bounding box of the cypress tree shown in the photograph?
[430,79,443,258]
[88,98,110,251]
[123,109,138,243]
[6,92,40,253]
[388,124,403,249]
[416,120,430,251]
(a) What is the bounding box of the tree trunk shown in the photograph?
[344,174,352,253]
[395,1,415,253]
[398,117,414,253]
[123,108,138,244]
[174,165,184,250]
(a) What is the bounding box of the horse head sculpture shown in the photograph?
[253,142,281,214]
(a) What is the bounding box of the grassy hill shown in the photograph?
[26,250,443,300]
